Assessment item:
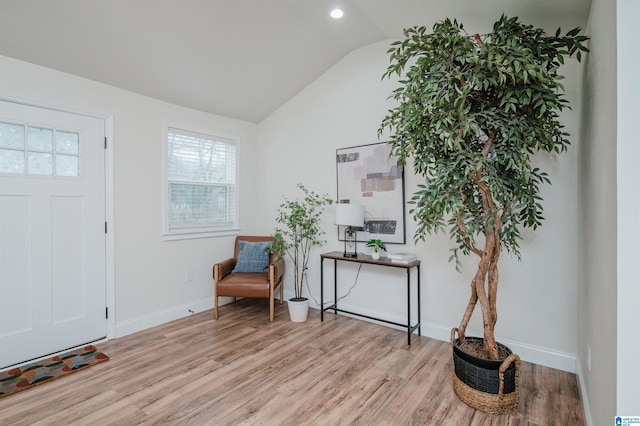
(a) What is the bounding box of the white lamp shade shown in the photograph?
[334,203,365,227]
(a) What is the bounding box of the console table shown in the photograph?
[320,251,421,345]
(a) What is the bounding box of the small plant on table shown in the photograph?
[366,239,387,259]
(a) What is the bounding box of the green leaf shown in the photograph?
[379,15,588,274]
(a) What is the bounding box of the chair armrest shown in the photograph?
[213,258,236,282]
[269,257,285,284]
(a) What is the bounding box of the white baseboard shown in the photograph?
[306,294,578,374]
[115,297,213,338]
[575,358,593,426]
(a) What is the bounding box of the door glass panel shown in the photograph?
[28,126,53,152]
[57,131,79,155]
[0,149,25,173]
[0,123,80,177]
[56,154,79,177]
[0,122,25,149]
[28,152,54,175]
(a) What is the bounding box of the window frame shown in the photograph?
[162,122,240,241]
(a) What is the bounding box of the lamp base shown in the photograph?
[342,226,359,259]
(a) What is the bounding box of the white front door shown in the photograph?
[0,100,106,369]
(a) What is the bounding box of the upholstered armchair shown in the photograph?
[212,235,285,321]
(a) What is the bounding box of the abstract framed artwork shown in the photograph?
[336,142,406,244]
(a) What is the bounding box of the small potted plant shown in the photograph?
[366,239,387,260]
[272,183,333,322]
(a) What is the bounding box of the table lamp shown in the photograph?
[335,203,365,258]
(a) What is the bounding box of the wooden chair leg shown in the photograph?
[279,282,284,304]
[270,296,275,322]
[214,295,219,320]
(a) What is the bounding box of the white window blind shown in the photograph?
[166,126,238,237]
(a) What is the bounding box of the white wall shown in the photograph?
[616,0,640,417]
[257,40,582,372]
[576,0,618,423]
[0,55,259,336]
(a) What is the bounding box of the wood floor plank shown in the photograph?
[0,298,585,425]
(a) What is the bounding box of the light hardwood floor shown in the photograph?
[0,299,585,425]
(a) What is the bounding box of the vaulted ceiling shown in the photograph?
[0,0,592,123]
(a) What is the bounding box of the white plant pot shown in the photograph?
[288,298,309,322]
[371,251,380,260]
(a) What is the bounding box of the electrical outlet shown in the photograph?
[184,269,193,282]
[587,345,592,371]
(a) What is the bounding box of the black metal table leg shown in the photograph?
[333,259,337,314]
[321,257,324,321]
[417,264,421,336]
[407,268,411,345]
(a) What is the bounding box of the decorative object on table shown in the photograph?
[365,239,387,260]
[272,183,333,322]
[336,142,406,244]
[212,235,284,322]
[0,345,109,398]
[380,15,588,413]
[334,203,365,258]
[386,252,417,264]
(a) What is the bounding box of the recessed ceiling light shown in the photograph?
[330,8,344,19]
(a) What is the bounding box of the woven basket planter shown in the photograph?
[450,328,521,414]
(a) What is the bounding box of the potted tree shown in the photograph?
[366,239,387,260]
[379,15,588,413]
[272,183,333,322]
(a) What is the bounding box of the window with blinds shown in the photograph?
[165,126,238,238]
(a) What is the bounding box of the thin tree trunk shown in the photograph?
[487,225,501,328]
[475,231,499,360]
[457,282,477,344]
[457,130,502,359]
[456,198,483,343]
[473,162,500,360]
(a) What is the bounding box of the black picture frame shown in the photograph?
[336,142,406,244]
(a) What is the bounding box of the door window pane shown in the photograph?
[57,131,79,155]
[28,127,53,152]
[0,149,25,173]
[28,152,54,175]
[56,154,79,177]
[0,122,25,149]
